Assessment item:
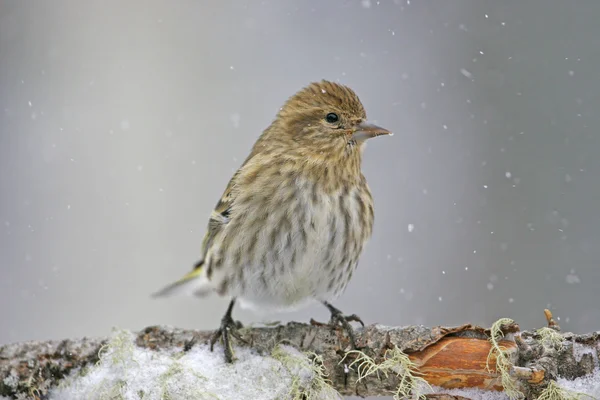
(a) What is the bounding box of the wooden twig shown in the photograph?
[1,319,598,399]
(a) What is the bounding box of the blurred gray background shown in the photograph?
[1,0,599,370]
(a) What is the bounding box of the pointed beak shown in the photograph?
[352,121,393,142]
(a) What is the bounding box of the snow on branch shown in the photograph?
[1,311,599,399]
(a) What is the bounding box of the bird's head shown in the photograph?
[274,80,392,155]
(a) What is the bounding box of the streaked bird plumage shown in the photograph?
[152,80,391,361]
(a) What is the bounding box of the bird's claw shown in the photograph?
[329,312,362,350]
[183,337,197,352]
[209,313,245,363]
[338,313,365,327]
[322,302,364,350]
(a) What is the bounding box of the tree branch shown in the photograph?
[1,314,598,399]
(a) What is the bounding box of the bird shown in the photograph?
[152,80,392,363]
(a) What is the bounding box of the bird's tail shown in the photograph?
[151,261,213,298]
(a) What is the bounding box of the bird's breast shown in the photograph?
[220,177,374,312]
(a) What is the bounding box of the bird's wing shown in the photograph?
[197,137,271,261]
[151,160,248,298]
[151,126,277,299]
[198,169,239,261]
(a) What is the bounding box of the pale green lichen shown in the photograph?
[341,346,431,400]
[90,329,138,399]
[91,378,128,400]
[17,367,52,400]
[536,380,596,400]
[486,318,524,400]
[156,361,218,400]
[271,345,341,400]
[90,329,216,400]
[96,329,138,370]
[535,327,565,351]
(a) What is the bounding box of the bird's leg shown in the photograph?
[208,298,245,363]
[322,301,364,349]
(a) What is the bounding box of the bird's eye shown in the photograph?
[325,113,339,123]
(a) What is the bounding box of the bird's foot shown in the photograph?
[209,312,245,363]
[183,299,244,363]
[320,302,365,350]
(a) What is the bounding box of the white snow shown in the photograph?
[557,369,600,398]
[460,68,473,79]
[48,330,340,400]
[434,368,600,399]
[434,386,510,400]
[566,273,581,284]
[573,342,598,364]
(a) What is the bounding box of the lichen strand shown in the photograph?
[535,328,565,352]
[271,344,342,400]
[487,318,524,400]
[55,329,225,400]
[342,346,431,400]
[535,380,596,400]
[155,361,218,400]
[90,330,136,398]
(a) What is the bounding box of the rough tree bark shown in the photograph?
[1,311,598,399]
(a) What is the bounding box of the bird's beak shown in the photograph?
[351,121,393,142]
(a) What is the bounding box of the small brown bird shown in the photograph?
[153,80,391,362]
